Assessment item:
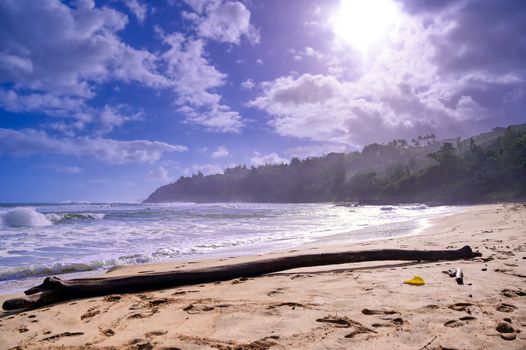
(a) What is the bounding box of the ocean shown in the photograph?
[0,202,457,293]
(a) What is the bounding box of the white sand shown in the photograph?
[0,203,524,349]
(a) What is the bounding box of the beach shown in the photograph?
[0,203,524,349]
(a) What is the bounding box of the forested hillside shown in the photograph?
[145,124,526,204]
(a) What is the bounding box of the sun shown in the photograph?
[331,0,400,59]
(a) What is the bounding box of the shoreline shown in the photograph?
[0,204,459,295]
[1,203,524,349]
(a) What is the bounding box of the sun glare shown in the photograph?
[331,0,400,59]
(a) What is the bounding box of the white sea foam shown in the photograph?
[0,202,458,291]
[1,207,52,227]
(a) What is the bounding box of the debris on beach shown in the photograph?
[403,276,425,286]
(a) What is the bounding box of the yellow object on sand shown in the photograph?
[403,276,425,286]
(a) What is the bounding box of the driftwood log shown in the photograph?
[3,246,480,310]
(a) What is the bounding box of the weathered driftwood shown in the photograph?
[3,246,480,310]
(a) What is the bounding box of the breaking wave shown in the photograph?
[1,207,52,227]
[1,207,105,227]
[46,212,105,223]
[0,260,115,281]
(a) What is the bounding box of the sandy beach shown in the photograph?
[0,203,524,349]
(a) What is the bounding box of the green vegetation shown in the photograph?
[145,124,526,204]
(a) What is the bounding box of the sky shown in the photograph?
[0,0,525,202]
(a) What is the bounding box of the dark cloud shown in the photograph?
[398,0,458,14]
[431,0,526,75]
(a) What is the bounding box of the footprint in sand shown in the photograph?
[448,302,473,312]
[42,332,84,341]
[371,318,404,328]
[496,321,517,341]
[80,306,101,321]
[172,289,199,296]
[500,288,526,298]
[316,316,353,328]
[127,338,154,349]
[496,303,517,313]
[17,327,29,333]
[316,316,376,338]
[183,303,215,314]
[128,308,159,319]
[459,316,476,321]
[149,298,170,307]
[267,302,306,310]
[267,287,284,296]
[103,295,122,302]
[249,335,280,349]
[361,308,399,316]
[444,320,463,328]
[444,316,477,328]
[100,328,115,337]
[145,330,168,338]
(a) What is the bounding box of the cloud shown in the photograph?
[0,128,187,164]
[249,152,287,166]
[123,0,147,23]
[249,4,526,145]
[0,0,168,133]
[289,47,323,61]
[149,166,170,181]
[160,31,243,132]
[183,0,260,44]
[241,79,255,90]
[98,105,143,134]
[0,0,167,97]
[187,163,223,175]
[211,145,229,158]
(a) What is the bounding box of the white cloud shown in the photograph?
[149,166,170,181]
[99,105,143,134]
[0,0,168,134]
[304,46,322,58]
[0,89,88,119]
[211,145,229,158]
[160,31,243,132]
[184,0,260,45]
[249,152,287,166]
[187,163,223,175]
[248,14,501,145]
[289,47,323,61]
[123,0,147,23]
[0,128,187,164]
[241,79,255,90]
[0,0,167,98]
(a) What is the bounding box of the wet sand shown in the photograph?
[0,203,524,349]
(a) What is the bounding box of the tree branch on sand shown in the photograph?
[3,246,481,310]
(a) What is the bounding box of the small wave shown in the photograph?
[46,212,105,223]
[1,207,52,227]
[380,206,395,211]
[0,260,115,281]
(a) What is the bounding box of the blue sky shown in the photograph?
[1,0,525,202]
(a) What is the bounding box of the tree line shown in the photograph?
[144,124,526,204]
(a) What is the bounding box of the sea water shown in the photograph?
[0,202,458,293]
